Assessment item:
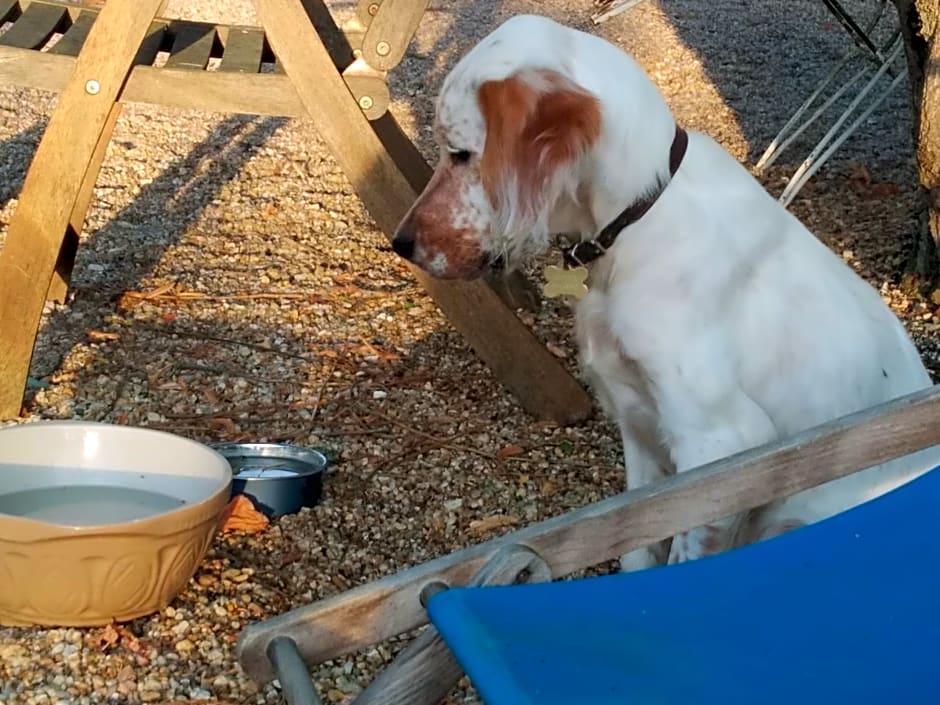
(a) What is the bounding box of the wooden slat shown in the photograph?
[360,0,430,71]
[0,0,20,25]
[133,19,167,66]
[47,9,95,55]
[164,20,216,69]
[0,0,165,418]
[237,385,940,681]
[124,66,305,115]
[45,103,123,303]
[252,0,592,426]
[218,27,264,73]
[0,1,68,49]
[0,47,302,116]
[356,0,381,27]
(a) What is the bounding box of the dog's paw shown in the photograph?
[619,547,660,573]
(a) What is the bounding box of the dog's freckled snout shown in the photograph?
[391,229,416,261]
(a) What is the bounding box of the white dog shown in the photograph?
[391,14,938,570]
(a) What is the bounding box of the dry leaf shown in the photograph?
[497,445,525,459]
[469,515,520,535]
[91,623,120,650]
[847,161,899,200]
[220,495,270,534]
[278,549,304,568]
[327,688,352,704]
[87,329,120,342]
[117,283,176,310]
[848,160,872,187]
[208,417,238,436]
[114,624,143,654]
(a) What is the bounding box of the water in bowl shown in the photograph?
[0,485,186,525]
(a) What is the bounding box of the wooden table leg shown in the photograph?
[0,0,165,418]
[46,103,123,304]
[253,0,593,425]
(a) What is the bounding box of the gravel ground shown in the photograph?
[2,0,939,703]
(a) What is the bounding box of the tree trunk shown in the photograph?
[893,0,940,285]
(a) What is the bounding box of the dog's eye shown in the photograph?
[448,148,472,165]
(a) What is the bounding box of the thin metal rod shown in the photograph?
[778,36,904,205]
[755,0,891,173]
[779,64,908,207]
[821,0,885,59]
[268,636,325,705]
[756,56,867,172]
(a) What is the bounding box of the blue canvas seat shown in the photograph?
[427,466,940,705]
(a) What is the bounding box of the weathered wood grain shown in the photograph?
[218,27,265,73]
[0,0,584,422]
[251,0,592,424]
[0,46,387,120]
[238,385,940,681]
[360,0,430,71]
[165,21,217,70]
[47,9,95,56]
[45,103,123,304]
[352,545,551,705]
[0,0,19,24]
[0,0,164,418]
[0,1,68,49]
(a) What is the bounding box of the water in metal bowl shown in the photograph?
[214,443,328,518]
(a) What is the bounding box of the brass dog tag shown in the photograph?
[543,265,588,300]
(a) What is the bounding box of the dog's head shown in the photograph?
[391,16,603,279]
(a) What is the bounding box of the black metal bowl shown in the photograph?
[213,443,328,518]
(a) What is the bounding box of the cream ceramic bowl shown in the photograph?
[0,421,232,627]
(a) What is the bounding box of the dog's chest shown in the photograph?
[574,286,658,423]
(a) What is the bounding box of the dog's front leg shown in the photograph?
[620,429,671,572]
[663,399,779,564]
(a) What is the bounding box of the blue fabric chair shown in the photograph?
[427,466,940,705]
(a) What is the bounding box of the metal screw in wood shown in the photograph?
[375,40,390,56]
[84,79,100,95]
[358,95,374,111]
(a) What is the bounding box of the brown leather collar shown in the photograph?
[563,124,688,268]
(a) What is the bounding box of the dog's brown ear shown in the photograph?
[477,70,601,215]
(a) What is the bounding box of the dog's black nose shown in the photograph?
[391,230,416,261]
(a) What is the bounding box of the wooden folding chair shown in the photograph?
[235,384,940,705]
[0,0,592,424]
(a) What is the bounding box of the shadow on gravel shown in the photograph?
[656,0,915,168]
[0,120,45,210]
[16,114,287,398]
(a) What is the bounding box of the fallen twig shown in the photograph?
[356,407,495,460]
[135,323,314,361]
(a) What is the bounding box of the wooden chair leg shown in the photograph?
[305,0,542,318]
[253,0,593,425]
[351,544,552,705]
[237,385,940,682]
[45,103,123,304]
[45,230,79,305]
[0,0,164,419]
